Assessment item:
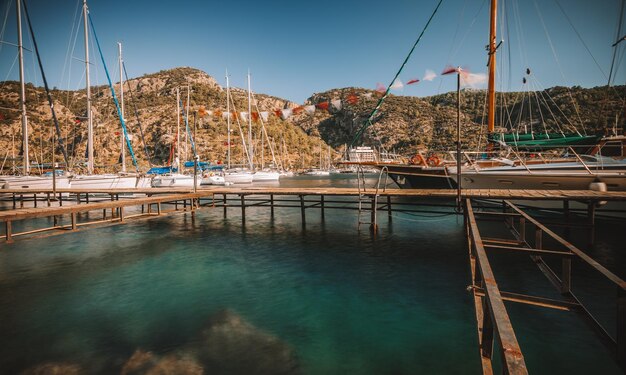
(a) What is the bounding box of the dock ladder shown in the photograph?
[357,165,389,232]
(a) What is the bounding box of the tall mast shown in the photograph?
[176,88,180,170]
[247,70,253,170]
[226,70,231,169]
[118,42,125,173]
[17,0,29,175]
[185,84,190,162]
[83,0,94,174]
[487,0,497,134]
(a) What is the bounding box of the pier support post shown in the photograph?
[5,221,13,243]
[618,288,626,370]
[519,217,526,243]
[71,212,77,231]
[300,195,306,225]
[241,195,246,224]
[387,196,392,220]
[103,209,107,220]
[270,194,274,218]
[119,207,125,222]
[561,257,572,294]
[34,194,37,208]
[110,195,115,218]
[47,193,51,207]
[587,203,596,246]
[12,193,16,209]
[223,194,227,218]
[59,192,63,206]
[20,194,24,208]
[86,194,89,204]
[320,195,325,221]
[157,202,161,215]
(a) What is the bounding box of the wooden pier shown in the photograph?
[1,186,625,373]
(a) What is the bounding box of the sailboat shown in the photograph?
[68,0,140,190]
[221,70,253,184]
[364,0,625,190]
[1,0,71,191]
[445,0,626,191]
[152,88,201,188]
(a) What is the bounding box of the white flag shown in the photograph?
[331,99,342,110]
[423,69,437,81]
[240,112,248,121]
[260,111,269,121]
[390,79,404,90]
[281,109,292,120]
[304,105,315,115]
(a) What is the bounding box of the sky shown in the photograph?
[1,0,624,104]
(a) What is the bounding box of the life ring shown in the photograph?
[409,154,427,166]
[426,155,440,167]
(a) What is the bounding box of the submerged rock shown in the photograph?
[192,309,300,375]
[20,362,83,375]
[120,349,203,375]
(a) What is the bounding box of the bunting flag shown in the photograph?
[251,112,260,122]
[222,112,231,120]
[293,106,304,115]
[281,108,292,119]
[375,82,386,93]
[390,79,404,90]
[260,111,269,121]
[347,93,359,104]
[240,112,248,121]
[331,99,342,110]
[363,92,373,98]
[423,69,437,81]
[304,105,315,115]
[206,110,214,116]
[214,109,223,118]
[441,65,458,75]
[315,102,329,110]
[407,78,420,85]
[273,109,282,117]
[198,106,207,117]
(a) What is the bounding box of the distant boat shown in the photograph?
[152,173,200,188]
[253,170,280,181]
[304,169,330,176]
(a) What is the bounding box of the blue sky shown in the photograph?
[1,0,624,103]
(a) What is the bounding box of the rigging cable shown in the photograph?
[87,13,139,171]
[122,62,154,167]
[350,0,444,148]
[21,0,70,168]
[533,0,586,135]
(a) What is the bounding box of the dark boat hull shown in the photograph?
[373,164,455,189]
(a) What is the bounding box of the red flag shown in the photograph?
[214,109,223,118]
[115,131,120,136]
[346,93,359,105]
[315,102,329,110]
[406,78,420,85]
[293,106,304,115]
[252,112,260,122]
[74,117,82,124]
[273,109,282,117]
[441,66,458,75]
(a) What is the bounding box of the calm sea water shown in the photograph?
[0,174,623,374]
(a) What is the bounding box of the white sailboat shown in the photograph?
[222,70,253,184]
[152,88,201,188]
[69,1,139,190]
[1,0,71,191]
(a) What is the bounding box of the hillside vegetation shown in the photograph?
[1,67,624,173]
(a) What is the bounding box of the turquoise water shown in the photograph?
[0,175,623,374]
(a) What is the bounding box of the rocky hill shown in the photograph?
[1,67,624,173]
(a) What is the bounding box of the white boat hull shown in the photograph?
[452,171,626,191]
[252,171,280,181]
[0,176,71,190]
[224,171,253,184]
[70,175,138,189]
[152,174,200,188]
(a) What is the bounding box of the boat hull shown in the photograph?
[70,175,138,189]
[152,174,200,188]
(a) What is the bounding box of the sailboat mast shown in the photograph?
[487,0,497,134]
[118,42,126,173]
[83,0,94,174]
[247,70,253,170]
[17,0,29,175]
[176,88,180,170]
[226,70,231,169]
